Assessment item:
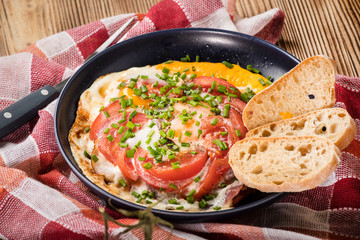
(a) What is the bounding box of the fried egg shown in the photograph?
[69,60,270,211]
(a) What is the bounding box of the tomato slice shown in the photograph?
[193,115,244,200]
[90,100,122,140]
[193,157,231,200]
[190,76,242,98]
[133,147,206,191]
[95,111,148,181]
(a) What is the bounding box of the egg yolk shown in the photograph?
[156,61,268,93]
[118,87,152,107]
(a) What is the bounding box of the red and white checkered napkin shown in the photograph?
[0,0,359,239]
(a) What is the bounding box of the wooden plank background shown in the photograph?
[0,0,359,77]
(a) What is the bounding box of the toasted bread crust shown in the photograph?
[246,108,356,151]
[229,136,341,192]
[242,56,336,130]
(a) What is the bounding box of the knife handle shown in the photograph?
[0,85,59,139]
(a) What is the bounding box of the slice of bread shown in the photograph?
[229,136,341,192]
[242,56,336,130]
[246,108,356,151]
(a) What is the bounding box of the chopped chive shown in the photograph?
[196,55,200,62]
[141,85,148,93]
[266,80,272,85]
[194,176,201,182]
[111,123,119,129]
[220,131,228,136]
[140,75,148,79]
[146,137,152,145]
[183,68,189,72]
[164,60,173,64]
[168,199,179,205]
[146,200,153,204]
[99,106,104,112]
[191,151,198,155]
[149,122,155,128]
[85,127,91,133]
[167,129,175,139]
[138,157,145,161]
[103,111,110,118]
[216,96,223,103]
[176,206,184,210]
[168,154,175,160]
[119,142,128,148]
[135,141,141,148]
[119,179,127,187]
[187,196,194,204]
[117,82,126,89]
[195,121,200,126]
[247,65,260,74]
[131,191,140,198]
[186,54,191,61]
[117,126,125,134]
[178,132,182,143]
[258,78,266,86]
[133,88,142,96]
[129,110,137,121]
[126,121,135,130]
[190,73,197,79]
[160,130,166,138]
[153,81,159,87]
[211,118,218,125]
[171,162,180,169]
[186,189,196,197]
[209,81,216,92]
[128,80,136,89]
[180,73,186,79]
[220,182,227,188]
[107,134,114,142]
[222,61,233,69]
[199,199,208,208]
[169,183,178,190]
[84,151,91,159]
[143,162,153,170]
[184,131,192,137]
[235,129,241,137]
[198,129,202,138]
[213,206,221,211]
[91,155,99,162]
[213,138,228,150]
[126,149,136,158]
[181,142,190,147]
[180,57,188,62]
[148,130,155,138]
[103,128,110,134]
[217,84,226,93]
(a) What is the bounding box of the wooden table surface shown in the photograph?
[1,0,359,77]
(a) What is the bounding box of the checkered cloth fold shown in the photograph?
[0,0,359,239]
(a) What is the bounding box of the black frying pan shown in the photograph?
[55,28,299,222]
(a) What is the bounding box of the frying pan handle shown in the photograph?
[0,85,59,139]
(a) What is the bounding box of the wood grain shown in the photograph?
[0,0,359,76]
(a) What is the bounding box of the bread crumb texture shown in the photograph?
[229,136,341,192]
[243,56,336,130]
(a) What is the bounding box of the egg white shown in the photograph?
[69,63,261,212]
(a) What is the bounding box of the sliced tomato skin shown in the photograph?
[90,100,122,140]
[95,110,148,181]
[191,76,242,97]
[133,147,202,191]
[194,114,245,200]
[193,157,231,200]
